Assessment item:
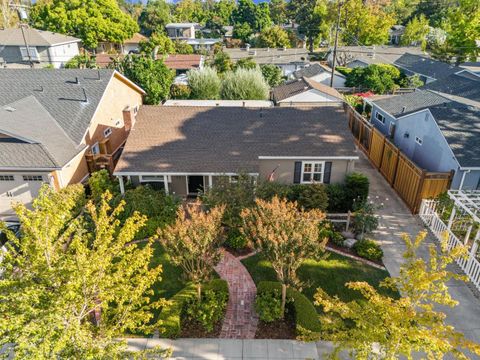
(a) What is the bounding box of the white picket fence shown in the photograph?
[419,199,480,291]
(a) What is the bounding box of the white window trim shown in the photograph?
[140,175,165,182]
[375,111,385,124]
[300,161,325,184]
[415,136,423,145]
[91,142,100,155]
[103,127,112,137]
[19,46,39,61]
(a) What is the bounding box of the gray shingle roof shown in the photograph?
[271,78,342,103]
[421,71,480,105]
[0,142,57,169]
[0,28,80,46]
[0,69,116,144]
[371,90,449,117]
[394,53,459,80]
[292,63,325,79]
[0,97,83,168]
[428,103,480,168]
[115,105,357,174]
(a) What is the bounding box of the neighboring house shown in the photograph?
[291,63,346,88]
[0,69,145,217]
[163,100,273,107]
[368,90,480,190]
[165,23,220,51]
[460,61,480,74]
[163,54,204,85]
[393,53,460,84]
[225,47,309,76]
[114,105,358,196]
[271,77,344,106]
[326,46,425,69]
[0,27,80,68]
[388,25,405,45]
[96,33,147,55]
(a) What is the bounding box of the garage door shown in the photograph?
[0,174,45,216]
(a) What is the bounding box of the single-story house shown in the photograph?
[225,47,310,76]
[0,27,80,68]
[393,53,460,84]
[114,105,358,196]
[0,69,145,217]
[96,33,148,55]
[326,46,425,69]
[163,100,273,107]
[290,63,346,88]
[271,77,344,106]
[165,23,220,50]
[368,89,480,190]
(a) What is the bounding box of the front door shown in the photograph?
[187,176,204,195]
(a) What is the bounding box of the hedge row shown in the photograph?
[256,281,322,337]
[159,279,228,338]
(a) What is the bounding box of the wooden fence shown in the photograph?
[345,104,452,213]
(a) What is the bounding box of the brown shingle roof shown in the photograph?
[163,54,202,70]
[114,105,357,174]
[271,78,343,103]
[124,33,147,44]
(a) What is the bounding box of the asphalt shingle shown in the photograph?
[371,90,449,117]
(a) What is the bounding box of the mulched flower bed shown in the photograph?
[327,240,384,267]
[179,318,223,338]
[255,310,296,339]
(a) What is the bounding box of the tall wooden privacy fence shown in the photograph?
[345,104,452,213]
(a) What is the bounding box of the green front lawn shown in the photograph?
[242,251,398,307]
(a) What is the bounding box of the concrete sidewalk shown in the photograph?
[126,338,340,359]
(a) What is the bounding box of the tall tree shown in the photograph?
[241,197,327,317]
[385,0,420,24]
[211,0,236,26]
[139,32,175,55]
[138,0,172,36]
[257,25,291,48]
[413,0,456,28]
[117,0,143,21]
[260,64,284,87]
[232,0,271,32]
[290,0,328,52]
[115,55,174,104]
[0,186,167,359]
[269,0,288,26]
[174,0,205,24]
[401,14,430,47]
[158,202,225,300]
[315,232,480,359]
[30,0,139,49]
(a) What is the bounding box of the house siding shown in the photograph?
[0,43,79,68]
[370,105,397,138]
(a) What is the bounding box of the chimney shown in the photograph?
[123,106,136,132]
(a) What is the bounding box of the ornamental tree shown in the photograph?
[30,0,139,49]
[241,196,327,316]
[315,231,480,360]
[257,25,291,48]
[187,67,221,99]
[260,64,284,87]
[401,15,430,47]
[345,64,401,94]
[220,68,269,100]
[158,202,225,300]
[0,186,167,359]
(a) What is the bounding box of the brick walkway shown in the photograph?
[215,250,259,339]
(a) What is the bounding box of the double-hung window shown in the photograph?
[19,46,39,61]
[375,111,385,124]
[301,161,324,183]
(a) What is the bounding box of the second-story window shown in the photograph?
[103,127,112,137]
[375,111,385,124]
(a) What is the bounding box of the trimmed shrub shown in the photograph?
[345,172,369,210]
[159,279,228,338]
[353,239,383,261]
[255,288,283,322]
[326,183,347,212]
[331,232,345,247]
[290,184,329,211]
[225,227,248,250]
[256,181,292,201]
[185,288,228,332]
[256,281,322,336]
[187,67,221,99]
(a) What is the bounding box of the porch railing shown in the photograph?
[419,199,480,291]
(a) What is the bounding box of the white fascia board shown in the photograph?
[113,171,260,176]
[258,156,359,160]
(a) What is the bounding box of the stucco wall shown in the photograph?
[258,159,355,184]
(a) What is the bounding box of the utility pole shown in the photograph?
[329,0,342,88]
[9,2,33,68]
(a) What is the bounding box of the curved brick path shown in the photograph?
[214,250,259,339]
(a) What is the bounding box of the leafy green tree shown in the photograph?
[139,0,172,36]
[118,0,144,21]
[170,83,192,99]
[65,53,98,69]
[234,57,258,70]
[187,67,221,99]
[290,0,328,52]
[269,0,288,25]
[139,32,175,56]
[221,68,270,100]
[232,0,257,30]
[30,0,139,49]
[174,0,206,24]
[260,64,283,87]
[174,40,194,54]
[399,74,424,88]
[401,15,430,47]
[212,50,233,73]
[88,169,119,200]
[233,21,254,42]
[345,64,401,94]
[241,197,327,317]
[257,25,291,48]
[414,0,456,28]
[211,0,236,26]
[254,2,273,32]
[158,202,225,300]
[315,232,480,359]
[385,0,421,24]
[0,186,168,359]
[116,55,174,104]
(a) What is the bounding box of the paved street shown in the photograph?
[356,153,480,346]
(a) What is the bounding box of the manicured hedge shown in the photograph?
[159,279,228,338]
[256,281,322,336]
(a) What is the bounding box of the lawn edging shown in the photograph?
[326,245,386,270]
[256,281,322,340]
[158,279,228,338]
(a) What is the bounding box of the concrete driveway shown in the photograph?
[356,153,480,345]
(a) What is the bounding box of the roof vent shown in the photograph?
[34,85,44,92]
[4,106,15,112]
[401,106,406,113]
[82,88,88,103]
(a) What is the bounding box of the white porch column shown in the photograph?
[447,206,456,231]
[208,175,213,189]
[470,228,480,256]
[164,176,169,194]
[118,176,125,194]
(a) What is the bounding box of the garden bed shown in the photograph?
[180,318,223,338]
[327,241,385,268]
[255,309,296,339]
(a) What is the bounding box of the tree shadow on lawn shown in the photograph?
[241,251,399,309]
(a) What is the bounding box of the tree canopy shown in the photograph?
[345,64,402,94]
[30,0,139,49]
[220,68,269,100]
[257,25,291,48]
[138,0,172,36]
[187,67,221,99]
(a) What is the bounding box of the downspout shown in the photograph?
[459,169,470,190]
